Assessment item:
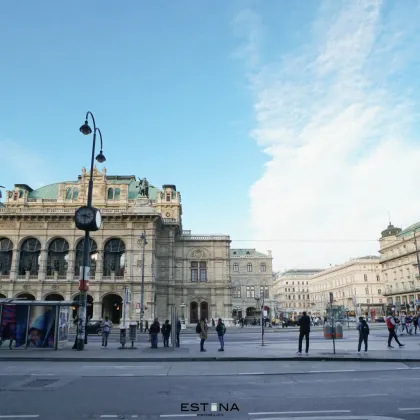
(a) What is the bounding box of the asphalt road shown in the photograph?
[0,361,420,419]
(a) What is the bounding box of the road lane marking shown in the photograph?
[0,417,40,419]
[399,407,420,411]
[160,415,197,418]
[308,370,356,373]
[82,365,163,369]
[30,373,55,376]
[238,372,265,375]
[100,416,119,418]
[249,410,351,415]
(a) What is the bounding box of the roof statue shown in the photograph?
[137,177,149,198]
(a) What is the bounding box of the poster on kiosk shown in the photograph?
[27,306,56,348]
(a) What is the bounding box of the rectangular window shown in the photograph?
[367,299,371,304]
[191,261,207,282]
[378,289,382,295]
[246,286,255,298]
[234,287,241,298]
[260,286,269,298]
[191,262,198,282]
[247,263,252,272]
[364,274,368,281]
[376,274,380,282]
[199,262,207,282]
[260,263,266,272]
[233,263,239,272]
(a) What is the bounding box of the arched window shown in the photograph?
[103,238,125,276]
[75,238,98,277]
[0,238,13,275]
[19,190,24,198]
[47,238,69,276]
[107,188,114,200]
[19,238,41,275]
[65,188,72,200]
[72,188,78,199]
[114,188,121,200]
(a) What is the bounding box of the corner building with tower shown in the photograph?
[0,168,234,326]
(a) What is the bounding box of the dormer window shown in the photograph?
[166,192,171,202]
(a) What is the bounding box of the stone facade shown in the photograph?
[230,249,274,321]
[309,257,385,316]
[0,168,233,325]
[273,269,323,319]
[379,222,420,313]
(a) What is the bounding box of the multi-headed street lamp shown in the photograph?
[74,111,106,351]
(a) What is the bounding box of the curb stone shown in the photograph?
[0,356,419,363]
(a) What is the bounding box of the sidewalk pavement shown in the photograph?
[0,332,418,362]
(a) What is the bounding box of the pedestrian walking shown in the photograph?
[386,314,405,348]
[196,316,208,352]
[356,316,369,354]
[144,320,149,333]
[149,318,160,349]
[216,318,226,352]
[413,315,418,334]
[161,319,171,347]
[296,311,310,355]
[176,318,181,347]
[101,316,113,348]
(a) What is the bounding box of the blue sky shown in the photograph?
[1,1,420,270]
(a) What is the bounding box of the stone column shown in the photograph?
[93,302,103,320]
[38,249,47,281]
[10,248,19,281]
[66,250,75,281]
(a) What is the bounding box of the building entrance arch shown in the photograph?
[102,294,122,324]
[45,293,64,301]
[16,293,36,300]
[189,301,198,324]
[200,301,209,321]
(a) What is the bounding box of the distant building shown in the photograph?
[273,269,323,319]
[310,257,384,317]
[230,249,274,321]
[379,222,420,314]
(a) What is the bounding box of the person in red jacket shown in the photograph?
[386,314,405,348]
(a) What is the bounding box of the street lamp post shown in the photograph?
[75,111,106,351]
[139,232,147,323]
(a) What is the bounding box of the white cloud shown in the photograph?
[231,9,263,68]
[234,1,420,270]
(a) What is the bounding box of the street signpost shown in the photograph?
[330,292,336,355]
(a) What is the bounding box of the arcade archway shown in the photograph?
[16,293,36,300]
[102,294,122,324]
[45,293,64,301]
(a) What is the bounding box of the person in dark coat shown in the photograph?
[357,316,369,354]
[176,319,181,347]
[297,311,311,355]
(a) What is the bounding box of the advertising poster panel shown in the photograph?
[58,306,69,348]
[27,306,56,348]
[0,305,29,348]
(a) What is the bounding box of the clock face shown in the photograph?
[76,207,94,225]
[95,210,102,229]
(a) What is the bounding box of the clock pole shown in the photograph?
[77,112,106,351]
